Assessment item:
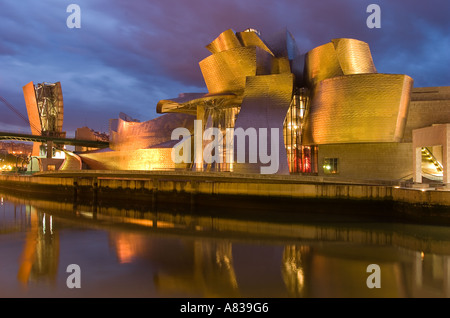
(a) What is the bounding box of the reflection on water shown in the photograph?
[1,192,450,298]
[17,206,59,288]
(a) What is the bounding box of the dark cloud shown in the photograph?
[0,0,449,135]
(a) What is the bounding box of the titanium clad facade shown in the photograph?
[331,38,377,75]
[305,38,377,87]
[305,42,344,87]
[303,74,414,145]
[79,148,176,171]
[235,31,274,55]
[157,28,303,174]
[206,29,242,54]
[232,73,294,174]
[111,112,195,152]
[104,28,448,181]
[199,46,274,95]
[199,29,301,174]
[17,27,447,180]
[79,112,194,171]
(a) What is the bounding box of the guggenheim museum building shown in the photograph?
[32,28,450,184]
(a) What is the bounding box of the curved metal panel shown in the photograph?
[205,29,242,54]
[305,38,377,87]
[233,73,294,174]
[302,74,414,145]
[199,46,273,95]
[111,113,195,151]
[271,57,291,74]
[331,38,377,75]
[236,31,274,55]
[305,42,343,87]
[79,148,176,171]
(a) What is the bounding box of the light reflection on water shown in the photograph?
[1,193,450,298]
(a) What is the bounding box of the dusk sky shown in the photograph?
[0,0,449,137]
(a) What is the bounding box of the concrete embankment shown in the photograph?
[0,171,449,221]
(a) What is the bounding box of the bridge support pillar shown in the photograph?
[47,141,53,159]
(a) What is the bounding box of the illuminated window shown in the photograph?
[283,87,310,173]
[47,164,56,171]
[323,158,338,174]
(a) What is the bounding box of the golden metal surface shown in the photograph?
[79,148,176,170]
[111,113,195,151]
[302,38,413,147]
[272,57,291,74]
[305,38,377,87]
[302,74,414,145]
[199,46,274,95]
[331,38,376,75]
[154,31,416,176]
[305,42,343,87]
[158,28,299,116]
[205,29,242,54]
[236,31,274,55]
[156,28,301,173]
[232,73,294,174]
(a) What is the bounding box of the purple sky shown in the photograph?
[0,0,449,137]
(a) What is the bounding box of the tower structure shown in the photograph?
[23,81,65,157]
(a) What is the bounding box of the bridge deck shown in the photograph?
[0,131,109,148]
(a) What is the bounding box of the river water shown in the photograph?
[1,191,450,299]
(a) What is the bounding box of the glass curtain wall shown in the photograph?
[283,88,317,174]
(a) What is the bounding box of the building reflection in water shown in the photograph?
[16,205,59,287]
[110,232,146,264]
[282,245,309,297]
[2,194,450,297]
[279,244,450,298]
[108,231,239,297]
[411,251,450,297]
[152,240,239,297]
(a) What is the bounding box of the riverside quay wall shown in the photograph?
[0,171,449,221]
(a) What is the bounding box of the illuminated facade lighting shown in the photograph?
[69,27,449,181]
